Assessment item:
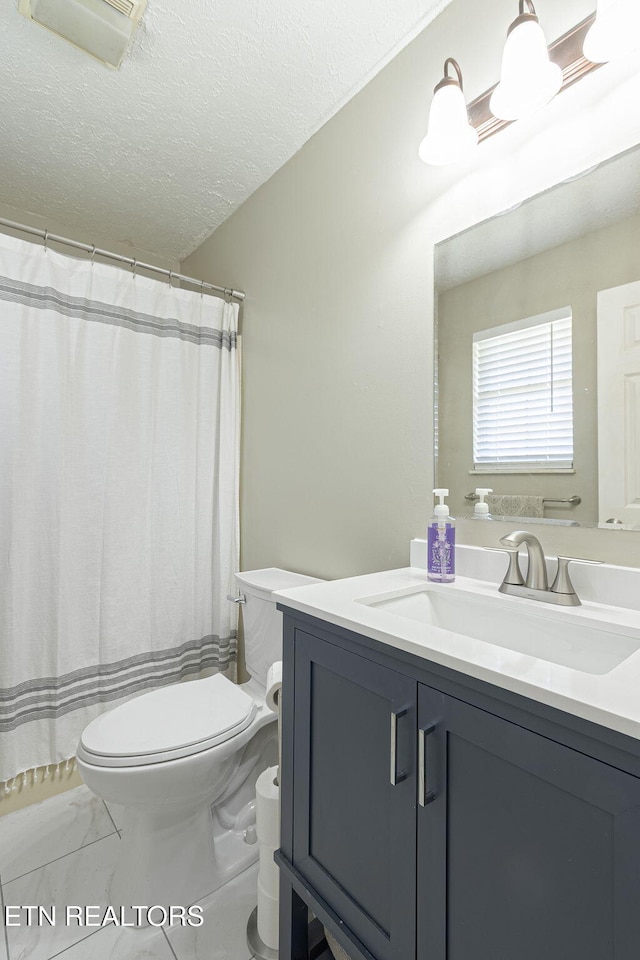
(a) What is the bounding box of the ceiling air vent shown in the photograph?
[105,0,135,15]
[17,0,148,69]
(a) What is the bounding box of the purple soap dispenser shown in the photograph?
[427,488,455,583]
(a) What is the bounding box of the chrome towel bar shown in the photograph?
[464,492,581,506]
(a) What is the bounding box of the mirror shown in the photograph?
[434,143,640,531]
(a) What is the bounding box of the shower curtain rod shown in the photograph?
[0,216,246,303]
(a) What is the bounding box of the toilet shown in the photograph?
[76,567,321,911]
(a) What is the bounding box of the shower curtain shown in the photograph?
[0,233,240,784]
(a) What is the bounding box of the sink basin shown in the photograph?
[356,584,640,675]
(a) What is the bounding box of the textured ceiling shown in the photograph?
[0,0,450,260]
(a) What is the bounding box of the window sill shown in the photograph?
[470,467,576,475]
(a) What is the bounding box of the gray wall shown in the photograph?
[183,0,640,576]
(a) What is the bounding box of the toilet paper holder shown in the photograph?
[265,662,283,787]
[273,687,281,788]
[247,665,283,960]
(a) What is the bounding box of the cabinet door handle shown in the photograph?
[390,708,408,785]
[418,723,436,806]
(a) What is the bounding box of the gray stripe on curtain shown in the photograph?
[0,634,237,731]
[0,277,239,348]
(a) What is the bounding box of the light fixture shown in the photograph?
[419,13,604,162]
[490,0,563,121]
[17,0,147,70]
[419,58,478,167]
[583,0,640,64]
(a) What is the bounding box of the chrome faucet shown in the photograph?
[499,530,548,591]
[489,530,601,607]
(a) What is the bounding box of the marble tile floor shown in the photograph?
[0,786,258,960]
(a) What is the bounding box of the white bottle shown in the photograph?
[472,488,493,519]
[427,488,455,583]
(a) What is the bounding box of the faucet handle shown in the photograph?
[551,556,603,598]
[483,545,525,586]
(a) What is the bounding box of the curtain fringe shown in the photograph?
[1,757,78,798]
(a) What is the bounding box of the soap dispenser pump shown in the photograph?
[427,488,455,583]
[473,488,493,519]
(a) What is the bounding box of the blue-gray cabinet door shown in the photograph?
[418,684,640,960]
[292,629,417,960]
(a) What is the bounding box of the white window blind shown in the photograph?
[473,308,573,471]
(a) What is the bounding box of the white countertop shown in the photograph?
[275,557,640,743]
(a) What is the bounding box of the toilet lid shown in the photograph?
[79,674,257,766]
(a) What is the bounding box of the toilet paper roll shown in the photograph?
[256,765,280,848]
[266,661,283,713]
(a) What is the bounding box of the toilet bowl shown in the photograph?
[76,567,322,912]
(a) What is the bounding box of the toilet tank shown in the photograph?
[234,568,324,685]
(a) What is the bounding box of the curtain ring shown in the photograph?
[200,279,205,298]
[90,245,96,264]
[43,230,49,253]
[132,258,137,279]
[169,271,174,286]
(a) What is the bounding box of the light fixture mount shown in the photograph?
[507,0,539,36]
[433,58,465,95]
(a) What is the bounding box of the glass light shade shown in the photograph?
[583,0,640,63]
[419,82,478,166]
[490,18,563,121]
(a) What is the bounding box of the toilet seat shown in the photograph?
[77,673,258,768]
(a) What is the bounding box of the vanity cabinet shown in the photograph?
[290,629,417,960]
[417,685,640,960]
[276,609,640,960]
